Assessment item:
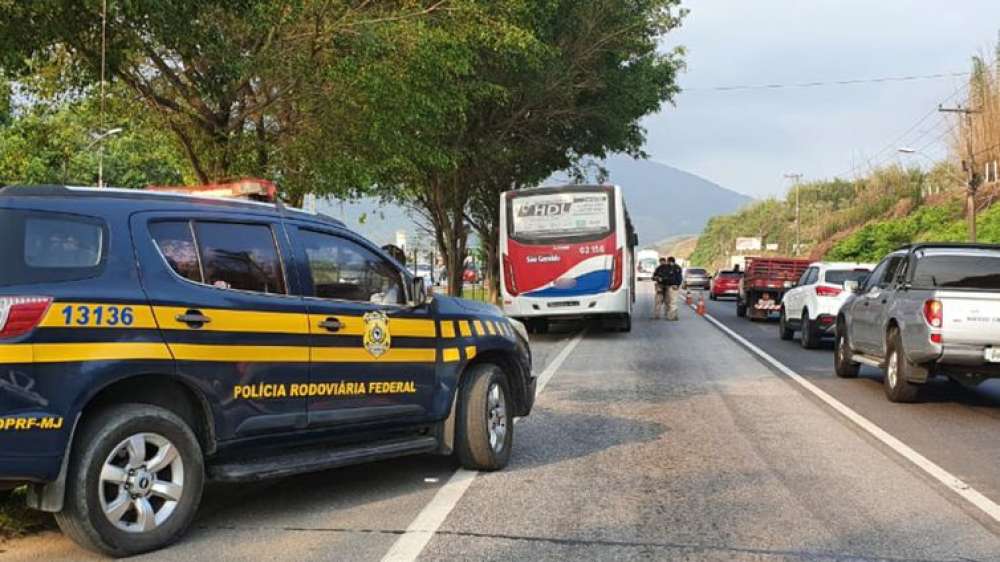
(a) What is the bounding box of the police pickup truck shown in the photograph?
[836,243,1000,402]
[0,185,534,556]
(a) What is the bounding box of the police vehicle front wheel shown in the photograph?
[55,403,204,557]
[455,364,513,471]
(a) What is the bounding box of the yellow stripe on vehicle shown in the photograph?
[306,315,437,338]
[0,345,33,364]
[156,307,310,334]
[440,321,456,339]
[460,321,473,337]
[475,320,487,336]
[465,346,477,360]
[442,348,461,363]
[388,318,438,338]
[170,344,308,363]
[39,303,159,329]
[312,347,437,363]
[33,343,173,363]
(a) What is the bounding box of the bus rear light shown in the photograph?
[0,296,53,339]
[611,249,624,291]
[503,254,518,296]
[815,285,842,297]
[923,299,943,328]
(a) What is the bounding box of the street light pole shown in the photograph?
[784,173,803,255]
[85,127,124,186]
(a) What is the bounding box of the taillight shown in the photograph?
[502,254,518,296]
[815,285,842,297]
[0,296,53,339]
[923,299,943,328]
[610,249,624,291]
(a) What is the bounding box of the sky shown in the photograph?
[644,0,1000,198]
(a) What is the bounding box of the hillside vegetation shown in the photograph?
[691,43,1000,269]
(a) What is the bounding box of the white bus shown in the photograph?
[499,184,636,333]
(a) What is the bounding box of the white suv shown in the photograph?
[779,261,873,348]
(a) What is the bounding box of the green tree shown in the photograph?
[0,0,451,193]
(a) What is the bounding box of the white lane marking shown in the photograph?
[696,306,1000,525]
[381,330,587,562]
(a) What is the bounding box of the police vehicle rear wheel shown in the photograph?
[55,403,204,557]
[455,364,513,471]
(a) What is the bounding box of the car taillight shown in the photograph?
[923,299,943,328]
[0,297,53,339]
[815,285,842,297]
[611,248,624,291]
[502,254,518,296]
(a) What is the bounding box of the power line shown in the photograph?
[682,71,969,93]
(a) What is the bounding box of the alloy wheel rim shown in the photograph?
[487,383,508,454]
[887,350,899,388]
[99,432,184,533]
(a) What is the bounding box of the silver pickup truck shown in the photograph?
[835,243,1000,402]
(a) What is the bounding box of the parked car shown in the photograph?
[710,270,743,300]
[0,185,534,556]
[836,243,1000,402]
[682,267,711,290]
[779,262,873,348]
[737,257,811,320]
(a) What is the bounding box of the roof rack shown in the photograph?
[898,242,1000,252]
[2,183,343,226]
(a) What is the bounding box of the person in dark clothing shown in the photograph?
[652,256,683,320]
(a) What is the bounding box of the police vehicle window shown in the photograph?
[0,210,106,286]
[194,222,286,294]
[912,254,1000,290]
[150,221,203,283]
[299,230,405,305]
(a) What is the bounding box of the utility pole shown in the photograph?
[99,0,108,187]
[940,104,983,242]
[784,173,803,255]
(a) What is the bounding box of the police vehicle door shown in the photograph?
[288,225,437,428]
[134,214,310,440]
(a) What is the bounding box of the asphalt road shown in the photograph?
[4,284,1000,561]
[701,291,1000,510]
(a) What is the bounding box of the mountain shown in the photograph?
[546,155,753,246]
[316,156,752,251]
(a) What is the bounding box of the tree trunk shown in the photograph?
[483,226,500,304]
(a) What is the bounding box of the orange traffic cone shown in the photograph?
[685,291,693,306]
[696,294,706,316]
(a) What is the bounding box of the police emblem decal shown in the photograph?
[363,311,391,358]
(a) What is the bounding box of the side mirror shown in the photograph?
[411,276,429,307]
[844,280,860,294]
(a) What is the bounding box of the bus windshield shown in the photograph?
[509,189,613,244]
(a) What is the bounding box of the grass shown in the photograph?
[0,487,54,541]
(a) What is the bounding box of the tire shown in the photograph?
[455,364,513,471]
[710,293,717,301]
[55,404,204,557]
[621,314,632,333]
[800,311,820,349]
[736,299,747,318]
[778,309,794,340]
[834,324,860,378]
[883,329,923,403]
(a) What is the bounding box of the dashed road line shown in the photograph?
[695,305,1000,527]
[381,329,587,562]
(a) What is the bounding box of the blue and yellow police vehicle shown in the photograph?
[0,185,534,556]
